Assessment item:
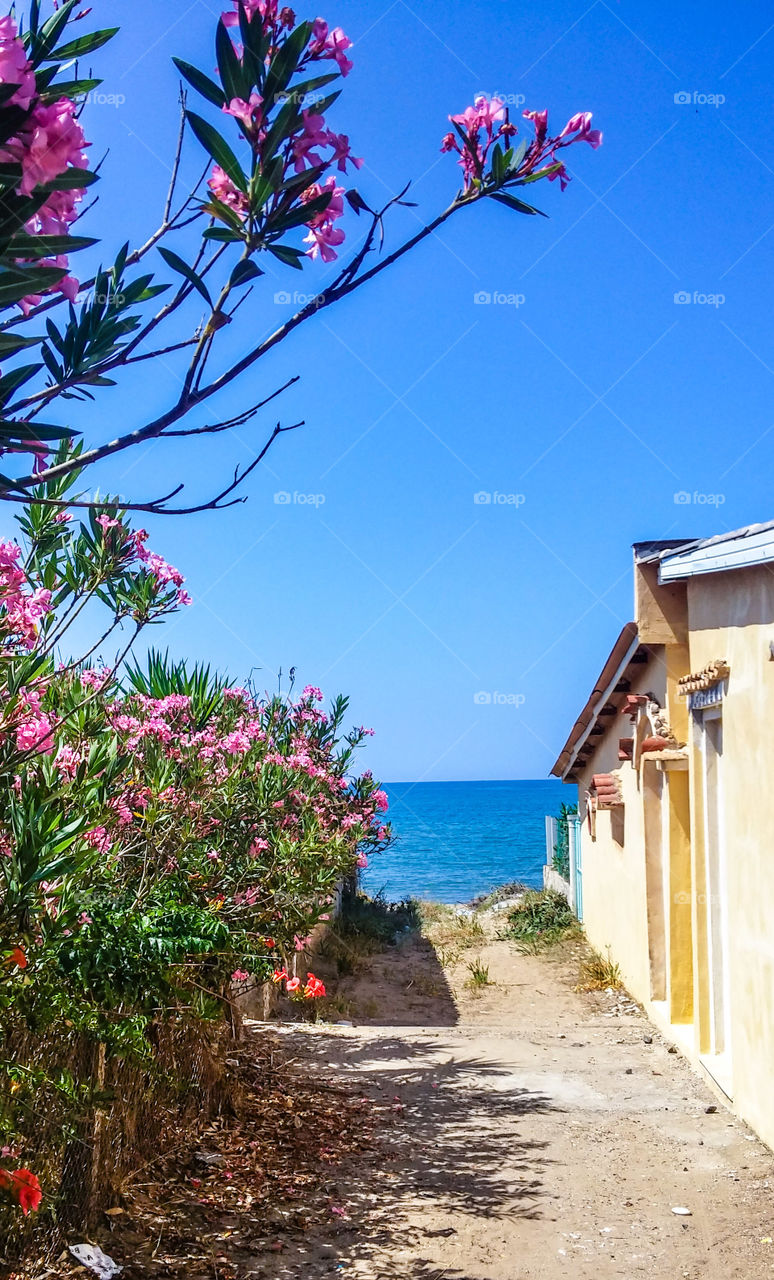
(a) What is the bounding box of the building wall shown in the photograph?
[575,655,667,1007]
[559,557,774,1149]
[685,564,774,1147]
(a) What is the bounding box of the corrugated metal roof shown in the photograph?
[659,519,774,580]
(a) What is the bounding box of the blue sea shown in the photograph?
[362,779,576,905]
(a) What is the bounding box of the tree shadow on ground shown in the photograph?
[251,1017,559,1280]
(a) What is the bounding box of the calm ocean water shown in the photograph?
[362,779,576,905]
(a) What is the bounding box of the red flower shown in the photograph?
[271,968,288,983]
[263,937,276,948]
[0,1168,42,1215]
[304,973,326,999]
[4,946,26,969]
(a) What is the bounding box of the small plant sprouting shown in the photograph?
[465,958,492,991]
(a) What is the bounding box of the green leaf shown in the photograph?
[517,161,563,185]
[41,77,102,100]
[268,244,305,269]
[263,21,312,105]
[203,226,242,243]
[0,332,44,358]
[0,420,73,442]
[506,139,529,175]
[0,364,42,402]
[0,265,67,308]
[490,191,544,217]
[29,0,79,65]
[8,233,97,258]
[272,191,331,232]
[216,17,248,103]
[158,246,213,307]
[491,143,505,185]
[44,28,119,61]
[201,195,246,232]
[186,111,248,192]
[42,168,100,191]
[229,259,263,287]
[277,72,339,103]
[172,57,225,108]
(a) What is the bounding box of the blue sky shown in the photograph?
[13,0,774,782]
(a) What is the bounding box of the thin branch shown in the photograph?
[3,190,477,495]
[164,89,187,226]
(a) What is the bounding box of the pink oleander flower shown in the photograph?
[11,98,89,196]
[54,511,72,524]
[328,131,362,174]
[0,16,35,110]
[372,789,389,812]
[135,543,186,591]
[223,92,264,134]
[54,745,80,779]
[208,164,249,217]
[443,98,601,194]
[95,514,122,533]
[84,826,112,854]
[16,713,53,755]
[231,969,250,982]
[309,19,353,76]
[80,667,109,690]
[451,94,506,137]
[559,111,603,148]
[222,0,275,28]
[356,852,368,869]
[523,108,548,147]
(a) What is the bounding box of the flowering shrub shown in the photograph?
[0,0,599,1242]
[0,2,600,512]
[0,470,389,1227]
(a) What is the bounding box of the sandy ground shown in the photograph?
[254,915,774,1280]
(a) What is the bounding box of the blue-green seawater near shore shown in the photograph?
[362,779,576,905]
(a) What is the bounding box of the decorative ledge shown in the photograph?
[678,659,729,696]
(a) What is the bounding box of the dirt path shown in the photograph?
[256,914,774,1280]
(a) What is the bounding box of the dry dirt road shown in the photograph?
[259,916,774,1280]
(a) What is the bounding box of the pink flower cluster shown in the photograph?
[0,16,36,109]
[442,95,602,192]
[15,687,53,756]
[0,540,52,650]
[208,10,358,265]
[0,18,91,310]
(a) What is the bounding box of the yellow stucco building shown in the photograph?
[552,521,774,1148]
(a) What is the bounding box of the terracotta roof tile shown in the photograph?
[590,773,623,808]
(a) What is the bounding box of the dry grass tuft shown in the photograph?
[577,947,623,991]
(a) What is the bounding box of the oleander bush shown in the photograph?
[0,0,601,1249]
